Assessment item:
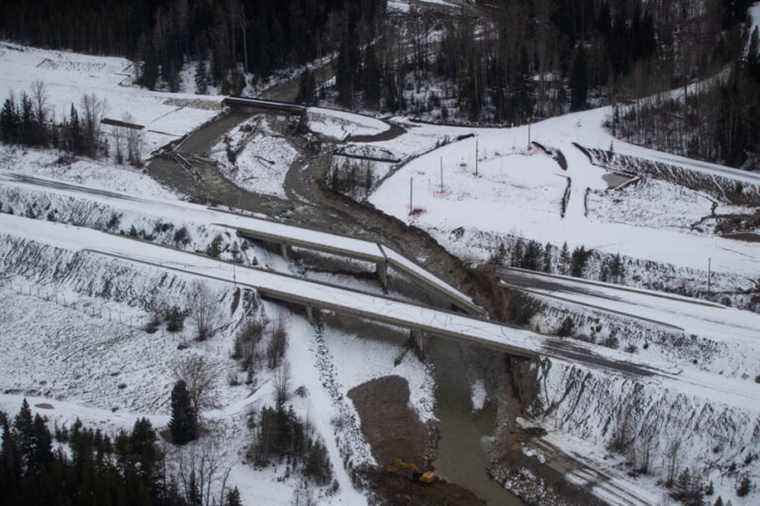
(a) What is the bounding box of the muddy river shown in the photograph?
[431,340,523,505]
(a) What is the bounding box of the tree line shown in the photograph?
[612,26,760,170]
[0,85,104,159]
[492,238,625,283]
[0,0,385,96]
[0,399,242,506]
[0,83,143,165]
[327,0,751,124]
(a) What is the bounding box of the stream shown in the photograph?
[431,339,523,505]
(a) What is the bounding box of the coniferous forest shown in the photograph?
[5,0,756,167]
[0,400,241,506]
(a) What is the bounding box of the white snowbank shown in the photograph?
[307,107,390,140]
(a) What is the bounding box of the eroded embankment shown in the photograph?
[528,361,760,500]
[0,234,255,411]
[578,145,760,207]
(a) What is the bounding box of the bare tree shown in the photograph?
[112,125,125,164]
[291,480,317,506]
[187,281,219,341]
[174,439,231,506]
[80,93,106,157]
[30,80,50,125]
[273,360,291,407]
[666,439,682,486]
[123,113,143,165]
[266,316,288,369]
[173,354,219,416]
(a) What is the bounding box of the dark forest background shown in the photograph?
[0,0,758,167]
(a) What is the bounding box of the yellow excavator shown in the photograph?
[384,458,438,484]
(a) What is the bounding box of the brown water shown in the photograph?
[431,340,523,505]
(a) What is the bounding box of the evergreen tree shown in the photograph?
[169,380,197,445]
[226,487,243,506]
[511,238,525,267]
[19,93,34,146]
[521,240,542,271]
[1,416,20,498]
[559,242,570,274]
[29,414,53,475]
[13,399,34,470]
[570,246,592,277]
[68,104,83,155]
[0,400,188,506]
[571,45,589,111]
[336,29,354,109]
[296,68,318,106]
[139,39,160,91]
[363,45,381,109]
[542,243,553,273]
[0,96,19,143]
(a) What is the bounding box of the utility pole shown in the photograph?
[528,122,532,148]
[475,138,479,177]
[707,257,712,297]
[409,177,414,214]
[440,157,444,193]
[240,6,249,74]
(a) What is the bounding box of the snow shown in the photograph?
[369,112,760,279]
[307,107,390,140]
[506,267,760,381]
[470,380,487,412]
[751,3,760,43]
[0,42,222,156]
[322,320,436,424]
[388,0,462,12]
[587,179,717,232]
[210,117,297,199]
[507,268,760,345]
[279,313,369,505]
[0,145,179,199]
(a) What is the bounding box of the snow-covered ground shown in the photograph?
[368,108,760,280]
[503,267,760,380]
[587,179,718,232]
[388,0,463,13]
[307,108,390,141]
[0,41,221,156]
[0,145,178,199]
[210,117,298,199]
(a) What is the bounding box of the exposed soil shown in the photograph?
[348,375,432,469]
[360,467,486,506]
[349,375,487,506]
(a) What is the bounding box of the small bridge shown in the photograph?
[222,97,306,116]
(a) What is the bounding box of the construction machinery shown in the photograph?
[384,458,438,484]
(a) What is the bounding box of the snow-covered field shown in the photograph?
[0,41,221,155]
[0,145,178,199]
[210,117,298,199]
[369,108,760,280]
